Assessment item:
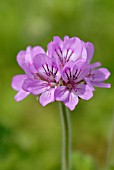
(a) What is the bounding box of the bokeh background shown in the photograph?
[0,0,114,170]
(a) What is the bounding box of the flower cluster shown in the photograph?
[12,36,111,110]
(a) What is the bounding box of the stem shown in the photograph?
[59,102,71,170]
[105,111,114,170]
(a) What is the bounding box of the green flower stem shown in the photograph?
[59,102,71,170]
[105,111,114,170]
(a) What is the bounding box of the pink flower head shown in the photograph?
[12,36,111,110]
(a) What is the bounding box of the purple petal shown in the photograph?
[63,36,69,42]
[54,36,63,45]
[17,50,26,69]
[32,46,45,58]
[91,68,110,81]
[85,78,95,91]
[91,81,111,88]
[39,88,55,106]
[47,38,63,62]
[47,42,53,57]
[22,63,34,79]
[34,54,61,82]
[22,79,48,95]
[15,89,30,102]
[63,60,75,69]
[72,60,90,82]
[34,53,52,70]
[81,46,88,60]
[23,46,33,65]
[62,60,90,83]
[63,37,84,62]
[64,92,79,111]
[76,84,93,100]
[90,62,101,69]
[55,86,69,102]
[47,36,64,67]
[12,75,27,91]
[84,42,94,63]
[17,46,45,69]
[47,36,63,58]
[62,61,75,83]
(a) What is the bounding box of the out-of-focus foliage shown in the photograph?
[107,163,114,170]
[72,152,98,170]
[0,0,114,170]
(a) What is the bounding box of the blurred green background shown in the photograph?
[0,0,114,170]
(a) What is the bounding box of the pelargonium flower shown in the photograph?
[12,36,111,110]
[55,60,93,110]
[12,46,45,101]
[22,54,61,106]
[82,42,111,89]
[47,36,87,68]
[47,36,99,69]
